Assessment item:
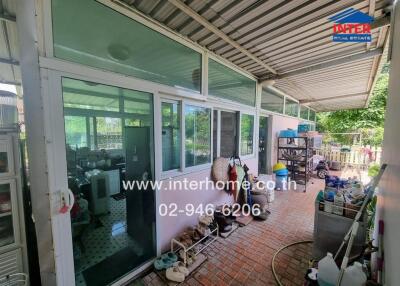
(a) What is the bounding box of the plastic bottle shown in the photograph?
[341,262,367,286]
[333,193,344,215]
[317,252,339,286]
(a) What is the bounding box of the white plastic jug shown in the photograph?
[318,252,339,286]
[333,193,344,215]
[341,262,367,286]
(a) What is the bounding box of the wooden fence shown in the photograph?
[315,145,382,169]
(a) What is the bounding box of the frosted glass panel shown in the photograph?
[52,0,202,93]
[285,98,299,117]
[208,59,256,106]
[261,87,284,113]
[309,110,317,121]
[300,106,309,120]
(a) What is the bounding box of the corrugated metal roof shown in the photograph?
[119,0,391,111]
[0,0,390,111]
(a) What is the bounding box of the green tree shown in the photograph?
[317,65,388,146]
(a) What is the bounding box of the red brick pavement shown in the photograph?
[137,177,327,286]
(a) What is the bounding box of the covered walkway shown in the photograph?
[139,176,325,286]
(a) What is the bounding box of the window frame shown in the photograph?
[159,95,214,179]
[213,109,240,160]
[300,105,310,120]
[260,86,285,114]
[207,57,257,107]
[63,86,153,151]
[160,98,182,174]
[239,112,256,159]
[284,97,299,118]
[183,103,212,170]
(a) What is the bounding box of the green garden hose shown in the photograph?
[271,240,314,286]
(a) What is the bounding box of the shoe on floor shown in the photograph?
[154,257,172,270]
[166,266,185,282]
[161,252,178,263]
[220,224,232,233]
[173,261,189,277]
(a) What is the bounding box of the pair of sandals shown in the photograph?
[178,224,209,248]
[166,261,189,283]
[154,252,178,270]
[199,214,213,226]
[214,210,235,233]
[178,231,194,248]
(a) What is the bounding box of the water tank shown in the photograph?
[0,91,18,128]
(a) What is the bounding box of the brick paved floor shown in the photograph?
[136,177,328,286]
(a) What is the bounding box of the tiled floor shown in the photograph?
[137,176,328,286]
[74,198,143,286]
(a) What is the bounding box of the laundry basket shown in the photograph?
[0,273,28,286]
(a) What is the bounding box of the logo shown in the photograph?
[329,8,374,43]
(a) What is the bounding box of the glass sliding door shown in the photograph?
[258,116,269,174]
[61,78,156,286]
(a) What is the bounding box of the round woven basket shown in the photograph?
[212,157,230,183]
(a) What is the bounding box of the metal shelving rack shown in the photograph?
[170,226,218,265]
[277,136,314,192]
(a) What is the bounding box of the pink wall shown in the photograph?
[158,157,257,251]
[270,114,300,169]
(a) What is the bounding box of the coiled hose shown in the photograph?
[271,240,314,286]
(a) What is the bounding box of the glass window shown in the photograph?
[220,111,238,158]
[300,106,309,120]
[261,87,284,113]
[185,105,211,167]
[96,117,122,150]
[162,102,181,171]
[285,98,299,117]
[64,116,88,149]
[309,110,317,121]
[0,183,15,247]
[62,78,120,112]
[123,90,152,114]
[208,59,256,106]
[212,110,218,161]
[212,111,239,160]
[52,0,201,93]
[240,114,254,156]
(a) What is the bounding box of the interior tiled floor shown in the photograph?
[74,198,143,286]
[136,176,329,286]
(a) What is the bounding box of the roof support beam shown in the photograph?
[366,0,376,50]
[166,0,277,74]
[300,92,367,104]
[263,48,383,81]
[371,15,391,29]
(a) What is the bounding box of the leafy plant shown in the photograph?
[368,163,380,177]
[316,65,389,146]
